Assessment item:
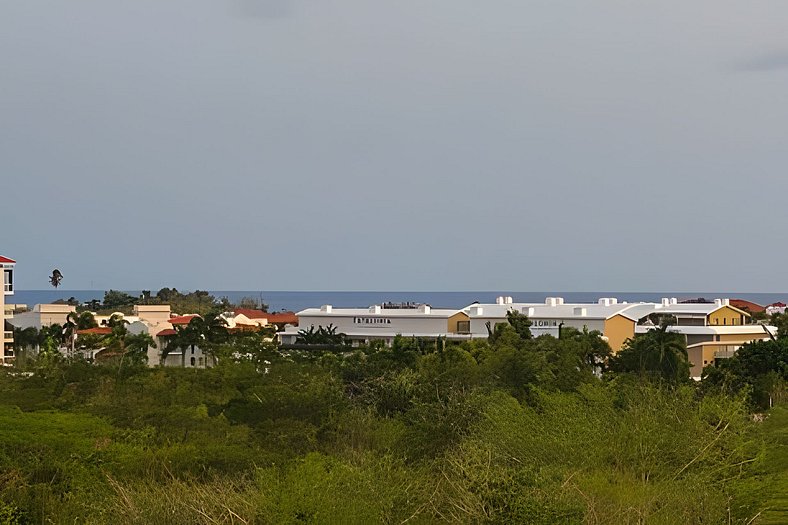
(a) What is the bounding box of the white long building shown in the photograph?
[278,303,472,346]
[279,296,775,379]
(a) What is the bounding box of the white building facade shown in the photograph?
[279,304,473,346]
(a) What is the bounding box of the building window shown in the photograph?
[190,357,196,366]
[191,346,195,354]
[456,321,470,333]
[3,269,11,293]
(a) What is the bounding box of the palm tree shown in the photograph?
[106,313,128,330]
[645,322,689,380]
[610,321,689,382]
[116,332,156,374]
[63,311,98,358]
[125,333,156,363]
[184,313,228,367]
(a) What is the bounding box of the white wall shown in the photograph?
[468,316,606,337]
[297,313,451,338]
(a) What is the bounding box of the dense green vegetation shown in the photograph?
[0,316,786,524]
[62,288,267,316]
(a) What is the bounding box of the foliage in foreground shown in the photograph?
[0,325,784,523]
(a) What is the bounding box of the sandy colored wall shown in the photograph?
[708,306,747,326]
[447,312,470,333]
[603,314,636,352]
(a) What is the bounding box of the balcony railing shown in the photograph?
[3,331,12,341]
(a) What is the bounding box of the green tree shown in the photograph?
[772,312,788,340]
[187,312,229,365]
[102,290,136,310]
[506,310,533,340]
[609,322,690,383]
[560,326,612,370]
[703,338,788,409]
[296,324,347,349]
[12,327,39,354]
[63,311,98,358]
[123,332,156,368]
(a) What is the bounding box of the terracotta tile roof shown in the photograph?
[233,309,267,319]
[768,302,786,308]
[231,309,297,324]
[168,315,199,325]
[156,328,177,337]
[729,299,765,313]
[0,256,15,264]
[264,312,298,324]
[77,327,112,335]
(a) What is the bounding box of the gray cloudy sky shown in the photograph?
[2,0,787,292]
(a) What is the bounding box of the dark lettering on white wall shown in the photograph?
[353,317,392,326]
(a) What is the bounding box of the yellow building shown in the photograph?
[630,299,773,379]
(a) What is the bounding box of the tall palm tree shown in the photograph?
[184,313,228,367]
[611,321,689,382]
[63,311,98,358]
[643,322,689,380]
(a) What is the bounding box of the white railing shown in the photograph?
[3,331,12,341]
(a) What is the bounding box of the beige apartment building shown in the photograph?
[1,255,16,364]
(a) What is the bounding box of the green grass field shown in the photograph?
[756,405,788,524]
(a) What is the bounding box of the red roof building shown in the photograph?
[231,309,298,325]
[156,328,177,337]
[729,299,765,314]
[168,315,199,325]
[264,312,298,325]
[0,256,16,264]
[233,309,267,320]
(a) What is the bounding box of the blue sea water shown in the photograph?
[11,290,788,313]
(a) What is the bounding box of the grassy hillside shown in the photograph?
[0,327,785,523]
[755,405,788,524]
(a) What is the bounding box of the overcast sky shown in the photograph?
[2,1,787,291]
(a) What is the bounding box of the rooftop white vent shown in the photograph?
[320,305,332,313]
[546,297,559,307]
[573,307,587,317]
[418,304,431,314]
[505,296,513,304]
[369,305,381,314]
[470,306,483,316]
[496,296,505,305]
[522,307,535,317]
